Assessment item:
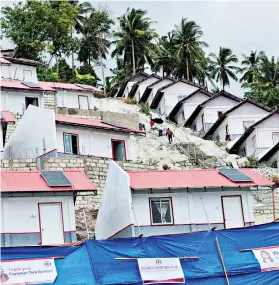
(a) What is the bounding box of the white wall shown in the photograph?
[1,63,37,82]
[132,190,253,227]
[4,106,56,158]
[56,90,96,109]
[156,82,198,116]
[1,89,45,113]
[193,96,239,132]
[213,103,270,142]
[239,113,279,157]
[123,74,147,98]
[56,125,132,159]
[1,195,75,234]
[136,77,159,102]
[175,92,210,124]
[95,161,134,239]
[146,79,173,107]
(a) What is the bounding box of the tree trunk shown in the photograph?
[131,38,136,75]
[56,55,59,77]
[71,27,74,75]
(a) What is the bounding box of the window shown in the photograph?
[181,111,185,122]
[25,97,39,109]
[64,133,79,154]
[225,124,229,135]
[217,111,223,117]
[243,121,255,131]
[201,114,204,131]
[271,160,278,168]
[150,198,173,225]
[23,70,32,81]
[272,133,279,145]
[239,147,246,157]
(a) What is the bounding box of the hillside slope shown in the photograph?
[96,98,244,169]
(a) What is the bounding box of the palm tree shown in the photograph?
[173,18,208,81]
[209,47,242,90]
[240,51,264,83]
[68,1,93,33]
[258,55,279,88]
[153,32,176,77]
[112,8,158,75]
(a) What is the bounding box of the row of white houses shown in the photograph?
[116,72,279,168]
[1,54,102,114]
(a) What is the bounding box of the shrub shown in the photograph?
[271,175,279,185]
[123,97,137,105]
[140,103,150,115]
[163,164,169,170]
[245,156,259,168]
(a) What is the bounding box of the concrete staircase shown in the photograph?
[173,142,230,169]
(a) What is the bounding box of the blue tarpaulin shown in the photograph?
[1,222,279,285]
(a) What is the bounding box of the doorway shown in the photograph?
[78,95,89,109]
[112,139,126,161]
[25,97,39,109]
[38,203,64,245]
[221,196,244,229]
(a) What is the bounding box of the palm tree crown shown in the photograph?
[209,47,242,90]
[112,8,158,75]
[173,18,208,81]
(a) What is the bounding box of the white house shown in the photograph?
[95,161,272,239]
[150,80,207,117]
[39,81,102,110]
[1,79,56,113]
[184,91,242,133]
[168,89,213,125]
[258,142,279,168]
[228,110,279,158]
[128,74,161,102]
[1,169,96,247]
[204,99,271,142]
[115,72,149,98]
[4,106,145,160]
[140,77,176,108]
[1,56,41,82]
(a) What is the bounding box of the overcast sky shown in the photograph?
[2,1,279,95]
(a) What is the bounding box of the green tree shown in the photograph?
[209,47,242,90]
[1,0,79,61]
[173,18,208,81]
[112,8,158,74]
[78,7,114,65]
[152,32,176,77]
[68,1,93,34]
[240,51,264,83]
[243,55,279,108]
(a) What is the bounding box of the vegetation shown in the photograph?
[123,97,137,105]
[245,156,259,168]
[140,103,150,115]
[1,1,278,106]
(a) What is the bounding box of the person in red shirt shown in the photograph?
[166,128,173,143]
[149,119,155,131]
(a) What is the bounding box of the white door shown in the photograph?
[222,196,244,229]
[39,203,64,245]
[79,96,89,109]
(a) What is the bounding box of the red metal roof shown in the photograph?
[127,168,273,189]
[1,111,16,122]
[0,57,11,65]
[1,80,56,92]
[0,170,96,192]
[38,81,102,92]
[55,114,145,134]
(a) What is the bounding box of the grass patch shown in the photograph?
[123,97,137,105]
[140,103,150,115]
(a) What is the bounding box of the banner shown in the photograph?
[0,258,57,284]
[137,258,185,284]
[252,246,279,272]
